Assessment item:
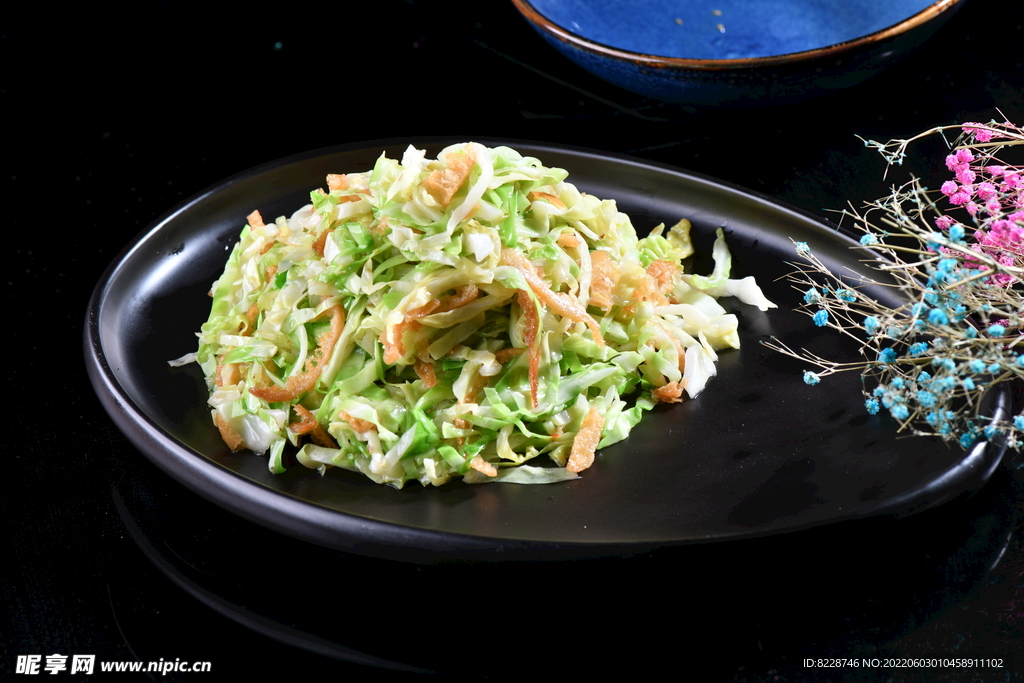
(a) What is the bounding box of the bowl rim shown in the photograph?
[511,0,963,69]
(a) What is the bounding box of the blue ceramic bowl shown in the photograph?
[512,0,966,106]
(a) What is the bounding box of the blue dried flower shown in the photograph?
[860,233,878,245]
[1014,415,1024,431]
[928,308,949,325]
[836,289,856,302]
[863,316,880,335]
[891,404,910,420]
[918,371,931,382]
[812,310,829,327]
[909,342,929,356]
[988,363,1001,373]
[964,327,978,339]
[916,390,937,407]
[988,324,1006,337]
[804,288,821,304]
[937,258,957,273]
[962,378,976,391]
[795,242,810,255]
[864,398,880,415]
[949,225,965,242]
[969,360,986,373]
[959,432,977,448]
[878,347,897,363]
[803,371,821,385]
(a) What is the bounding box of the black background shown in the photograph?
[4,0,1022,680]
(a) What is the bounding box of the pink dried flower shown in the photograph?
[977,182,998,201]
[956,148,975,164]
[935,215,954,230]
[987,198,1003,214]
[946,154,960,171]
[941,180,959,196]
[1003,173,1021,190]
[950,191,971,206]
[987,165,1006,177]
[956,167,977,185]
[963,124,994,142]
[966,202,980,216]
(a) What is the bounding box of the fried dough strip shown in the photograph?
[216,362,241,388]
[556,232,580,249]
[326,173,349,191]
[380,319,422,365]
[646,259,678,295]
[214,412,245,451]
[652,379,688,404]
[406,284,479,320]
[634,271,670,307]
[422,150,476,206]
[312,229,334,258]
[434,284,479,314]
[250,305,344,402]
[289,405,318,434]
[383,285,481,364]
[406,300,441,319]
[469,455,498,478]
[517,290,540,408]
[289,404,338,448]
[588,250,619,311]
[494,347,525,364]
[500,248,604,345]
[414,358,437,388]
[528,190,566,210]
[567,407,604,473]
[369,215,389,236]
[245,302,260,330]
[461,371,491,407]
[339,410,376,434]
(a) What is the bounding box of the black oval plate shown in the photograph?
[84,139,1007,562]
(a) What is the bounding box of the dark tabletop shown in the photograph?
[4,0,1022,680]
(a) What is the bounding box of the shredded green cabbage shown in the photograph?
[179,143,774,487]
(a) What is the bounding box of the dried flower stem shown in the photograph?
[766,117,1024,451]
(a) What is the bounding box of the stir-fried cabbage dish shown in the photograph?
[172,143,774,487]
